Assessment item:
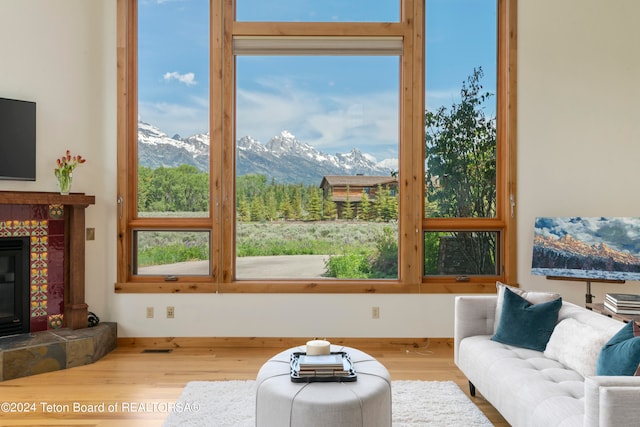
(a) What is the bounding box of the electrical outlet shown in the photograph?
[372,306,380,319]
[146,307,154,318]
[166,306,175,319]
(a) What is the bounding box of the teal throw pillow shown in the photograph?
[491,287,562,351]
[596,320,640,376]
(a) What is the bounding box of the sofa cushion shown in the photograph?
[492,287,562,351]
[596,320,640,376]
[494,282,561,333]
[458,335,585,427]
[544,318,612,377]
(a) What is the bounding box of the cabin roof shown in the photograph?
[320,175,397,188]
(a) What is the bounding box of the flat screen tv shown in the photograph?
[0,97,36,181]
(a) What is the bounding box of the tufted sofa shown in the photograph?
[454,295,640,427]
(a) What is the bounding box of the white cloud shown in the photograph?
[139,97,208,137]
[163,71,197,86]
[235,77,399,162]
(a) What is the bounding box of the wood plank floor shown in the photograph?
[0,342,508,426]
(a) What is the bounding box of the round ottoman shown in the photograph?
[255,345,391,427]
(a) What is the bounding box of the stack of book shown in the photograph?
[604,293,640,315]
[297,353,349,378]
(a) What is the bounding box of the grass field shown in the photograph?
[137,220,396,266]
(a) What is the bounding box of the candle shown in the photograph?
[306,339,331,355]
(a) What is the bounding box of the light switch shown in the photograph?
[86,227,95,240]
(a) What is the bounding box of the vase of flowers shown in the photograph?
[54,150,86,195]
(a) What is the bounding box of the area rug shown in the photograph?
[163,380,493,426]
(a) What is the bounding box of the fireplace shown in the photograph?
[0,191,95,331]
[0,192,114,382]
[0,237,30,336]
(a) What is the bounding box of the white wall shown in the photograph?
[1,0,639,339]
[0,0,118,330]
[518,0,640,303]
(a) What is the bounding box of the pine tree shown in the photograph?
[343,186,354,220]
[280,196,292,220]
[250,197,265,222]
[237,193,251,221]
[323,190,338,220]
[306,188,323,221]
[359,190,371,221]
[291,186,303,220]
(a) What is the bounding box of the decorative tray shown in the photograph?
[290,351,357,383]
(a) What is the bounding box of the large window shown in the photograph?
[421,0,516,292]
[116,0,516,293]
[234,54,400,280]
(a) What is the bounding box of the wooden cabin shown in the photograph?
[319,175,398,218]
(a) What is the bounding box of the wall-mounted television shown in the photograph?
[0,97,36,181]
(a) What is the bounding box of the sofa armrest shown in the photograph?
[454,295,497,365]
[584,376,640,427]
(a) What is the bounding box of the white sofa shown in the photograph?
[454,295,640,427]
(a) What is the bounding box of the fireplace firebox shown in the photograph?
[0,237,30,337]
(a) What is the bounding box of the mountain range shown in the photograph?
[137,121,394,185]
[532,234,640,273]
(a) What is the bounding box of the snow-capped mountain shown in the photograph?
[137,121,210,172]
[138,121,394,184]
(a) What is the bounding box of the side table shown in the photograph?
[587,303,640,324]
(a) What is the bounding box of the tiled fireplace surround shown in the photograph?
[0,204,65,332]
[0,192,116,381]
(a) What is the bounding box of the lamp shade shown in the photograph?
[531,217,640,281]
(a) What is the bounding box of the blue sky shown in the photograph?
[138,0,496,164]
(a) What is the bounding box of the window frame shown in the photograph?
[115,0,516,294]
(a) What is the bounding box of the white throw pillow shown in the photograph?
[544,318,612,377]
[494,282,561,333]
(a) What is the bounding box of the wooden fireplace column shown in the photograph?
[0,191,95,330]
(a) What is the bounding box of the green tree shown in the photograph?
[323,190,338,220]
[137,165,208,212]
[359,190,372,221]
[237,193,251,221]
[373,184,397,222]
[265,188,278,221]
[425,67,496,219]
[424,67,497,274]
[280,196,293,220]
[250,197,265,222]
[290,186,303,220]
[306,188,323,221]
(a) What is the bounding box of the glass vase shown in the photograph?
[57,171,73,195]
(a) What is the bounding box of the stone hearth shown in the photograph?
[0,322,116,381]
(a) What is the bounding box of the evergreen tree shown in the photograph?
[265,190,278,221]
[306,188,323,221]
[343,185,354,220]
[237,193,251,221]
[323,190,338,220]
[359,190,372,221]
[250,197,265,222]
[280,196,293,220]
[290,186,303,220]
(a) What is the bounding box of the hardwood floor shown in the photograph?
[0,340,508,426]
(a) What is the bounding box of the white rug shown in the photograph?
[163,380,494,426]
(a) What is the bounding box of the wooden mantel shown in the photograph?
[0,191,96,330]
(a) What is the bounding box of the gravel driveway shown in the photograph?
[138,254,329,279]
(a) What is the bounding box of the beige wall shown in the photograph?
[1,0,639,338]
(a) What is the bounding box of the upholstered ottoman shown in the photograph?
[255,345,391,427]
